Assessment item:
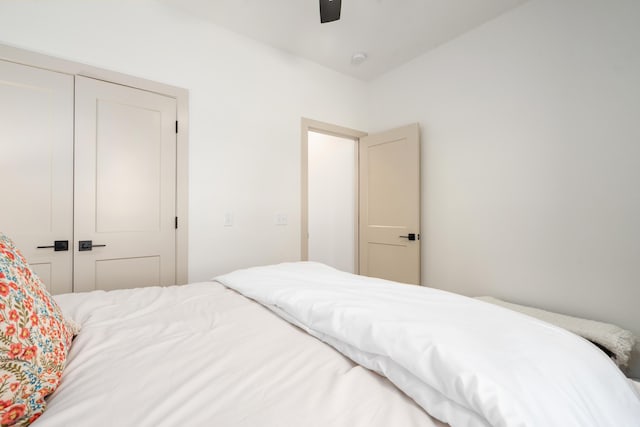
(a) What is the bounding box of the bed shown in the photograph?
[1,233,639,426]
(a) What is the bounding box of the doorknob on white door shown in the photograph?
[37,240,69,251]
[399,233,419,241]
[78,240,107,251]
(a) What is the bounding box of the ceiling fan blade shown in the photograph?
[320,0,341,23]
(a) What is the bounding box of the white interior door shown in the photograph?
[359,124,421,284]
[308,131,357,273]
[0,60,74,294]
[74,76,177,292]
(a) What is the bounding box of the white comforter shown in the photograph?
[216,262,640,427]
[37,281,442,427]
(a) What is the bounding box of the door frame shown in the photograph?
[300,118,367,273]
[0,43,190,285]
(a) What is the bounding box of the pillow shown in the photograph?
[0,233,75,426]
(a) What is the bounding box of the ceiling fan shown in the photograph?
[320,0,342,23]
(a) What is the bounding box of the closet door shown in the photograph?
[74,76,177,292]
[0,60,74,294]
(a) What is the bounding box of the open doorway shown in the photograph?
[301,118,421,284]
[301,118,366,274]
[308,131,356,273]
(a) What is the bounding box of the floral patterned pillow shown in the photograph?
[0,233,75,426]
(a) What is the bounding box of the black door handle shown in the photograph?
[37,240,69,251]
[399,233,419,241]
[79,240,107,251]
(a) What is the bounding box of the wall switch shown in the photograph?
[275,213,288,226]
[224,212,234,227]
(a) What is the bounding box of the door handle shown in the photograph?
[78,240,107,251]
[37,240,69,251]
[399,233,419,241]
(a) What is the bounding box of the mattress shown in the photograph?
[36,282,445,427]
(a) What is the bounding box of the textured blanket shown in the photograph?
[476,296,636,367]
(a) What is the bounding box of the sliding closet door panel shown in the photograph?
[74,76,176,292]
[0,60,73,294]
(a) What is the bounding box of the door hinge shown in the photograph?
[175,216,178,229]
[175,121,179,134]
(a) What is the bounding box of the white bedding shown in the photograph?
[216,262,640,427]
[36,281,443,427]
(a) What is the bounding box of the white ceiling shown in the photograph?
[159,0,528,81]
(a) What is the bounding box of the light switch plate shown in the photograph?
[275,213,288,226]
[224,212,234,227]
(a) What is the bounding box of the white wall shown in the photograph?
[308,131,356,273]
[368,0,640,376]
[0,0,368,281]
[2,0,639,376]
